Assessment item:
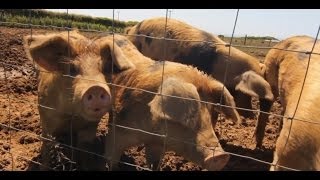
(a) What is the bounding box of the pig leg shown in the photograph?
[75,124,106,171]
[38,119,56,171]
[104,127,144,171]
[270,120,315,171]
[270,152,279,171]
[39,132,69,171]
[145,141,163,171]
[254,98,273,148]
[39,138,54,170]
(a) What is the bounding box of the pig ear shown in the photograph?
[100,40,135,71]
[234,71,274,101]
[24,34,75,72]
[259,63,266,78]
[124,26,133,34]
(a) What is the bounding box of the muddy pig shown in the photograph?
[24,31,114,170]
[94,34,241,170]
[125,17,274,148]
[264,35,320,170]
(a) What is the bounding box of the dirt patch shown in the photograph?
[0,26,282,171]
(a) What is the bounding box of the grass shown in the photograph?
[0,9,139,32]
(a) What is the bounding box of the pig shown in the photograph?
[125,17,274,148]
[24,31,113,170]
[264,35,320,170]
[94,34,241,170]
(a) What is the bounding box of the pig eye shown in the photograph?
[103,60,121,75]
[69,64,78,76]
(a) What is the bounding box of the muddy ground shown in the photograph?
[0,26,282,171]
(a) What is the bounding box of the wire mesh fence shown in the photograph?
[0,9,319,171]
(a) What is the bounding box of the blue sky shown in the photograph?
[46,9,320,40]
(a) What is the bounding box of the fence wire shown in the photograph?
[156,9,170,171]
[3,61,320,126]
[218,9,239,127]
[0,61,316,171]
[1,21,320,56]
[110,8,116,171]
[0,9,319,171]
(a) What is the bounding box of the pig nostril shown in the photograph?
[101,94,105,99]
[94,108,100,112]
[88,94,93,101]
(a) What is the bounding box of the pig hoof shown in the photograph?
[204,152,230,171]
[255,142,263,149]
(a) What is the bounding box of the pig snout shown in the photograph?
[204,150,230,171]
[82,85,111,119]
